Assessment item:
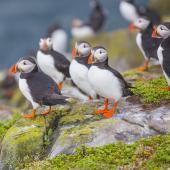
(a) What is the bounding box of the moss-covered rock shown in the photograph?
[0,107,67,169]
[23,135,170,170]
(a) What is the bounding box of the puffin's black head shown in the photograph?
[39,38,53,51]
[152,22,170,39]
[129,17,151,32]
[10,56,38,74]
[88,46,108,64]
[72,41,91,59]
[90,0,101,8]
[47,23,62,37]
[122,0,134,4]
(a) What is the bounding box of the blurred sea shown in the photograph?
[0,0,147,69]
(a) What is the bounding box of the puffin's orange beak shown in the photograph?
[10,64,17,74]
[128,23,137,32]
[71,48,77,59]
[152,27,160,38]
[88,54,92,64]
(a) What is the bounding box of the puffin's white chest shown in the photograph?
[88,66,122,101]
[157,46,164,65]
[71,26,94,39]
[136,33,147,60]
[69,60,96,98]
[19,78,39,109]
[37,51,64,83]
[119,2,139,22]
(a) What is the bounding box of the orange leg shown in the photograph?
[41,106,52,116]
[96,98,109,115]
[103,101,118,118]
[57,82,63,91]
[23,109,36,119]
[136,60,149,72]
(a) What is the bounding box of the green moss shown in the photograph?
[133,76,170,104]
[0,113,21,142]
[23,135,170,170]
[0,111,59,169]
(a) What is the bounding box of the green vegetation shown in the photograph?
[133,76,170,104]
[23,135,170,170]
[0,113,21,142]
[150,0,170,16]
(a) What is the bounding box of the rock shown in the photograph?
[148,105,170,133]
[0,107,64,169]
[49,100,157,158]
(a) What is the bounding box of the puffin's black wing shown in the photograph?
[107,66,133,96]
[162,49,170,78]
[26,72,64,105]
[50,50,70,78]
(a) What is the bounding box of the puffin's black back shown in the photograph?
[41,49,70,78]
[141,23,162,59]
[20,70,67,106]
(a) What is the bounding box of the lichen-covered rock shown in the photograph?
[0,107,66,169]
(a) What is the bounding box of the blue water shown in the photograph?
[0,0,148,69]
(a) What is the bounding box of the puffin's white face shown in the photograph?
[134,18,150,30]
[157,25,170,39]
[92,48,108,63]
[17,59,36,73]
[76,42,91,56]
[39,38,52,51]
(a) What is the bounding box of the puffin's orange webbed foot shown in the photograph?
[41,106,52,116]
[23,109,36,119]
[95,109,108,115]
[135,66,148,72]
[103,111,114,118]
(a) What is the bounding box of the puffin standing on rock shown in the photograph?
[70,42,97,100]
[88,47,133,118]
[10,56,68,119]
[37,38,70,90]
[129,17,162,71]
[119,0,161,24]
[152,23,170,91]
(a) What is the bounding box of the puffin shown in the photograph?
[47,23,68,55]
[10,56,68,119]
[129,17,162,71]
[36,38,70,90]
[69,41,97,100]
[119,0,161,24]
[88,47,133,118]
[152,23,170,91]
[71,0,106,39]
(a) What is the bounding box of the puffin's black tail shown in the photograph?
[43,94,68,106]
[123,88,134,97]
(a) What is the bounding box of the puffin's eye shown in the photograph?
[23,61,26,65]
[139,20,142,23]
[83,44,86,48]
